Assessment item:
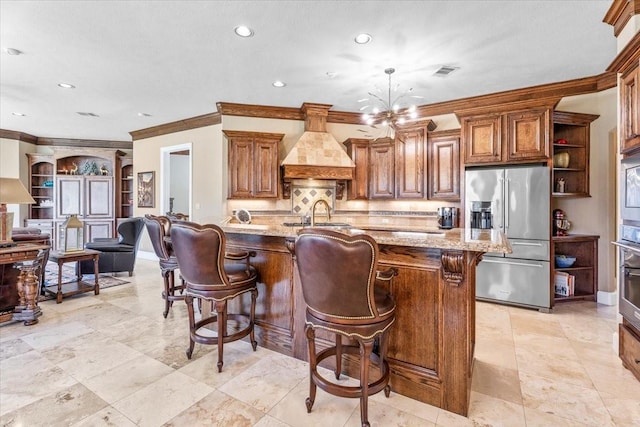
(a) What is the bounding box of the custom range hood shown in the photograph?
[281,103,355,181]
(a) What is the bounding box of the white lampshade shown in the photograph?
[0,177,35,246]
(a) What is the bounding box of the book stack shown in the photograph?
[554,271,575,297]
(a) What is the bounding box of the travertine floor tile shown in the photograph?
[0,260,634,427]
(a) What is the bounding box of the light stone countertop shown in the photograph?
[221,220,512,253]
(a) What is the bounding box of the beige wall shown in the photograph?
[132,124,225,254]
[0,138,37,226]
[555,88,617,293]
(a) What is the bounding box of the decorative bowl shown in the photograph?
[555,255,576,268]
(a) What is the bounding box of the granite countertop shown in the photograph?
[221,221,511,253]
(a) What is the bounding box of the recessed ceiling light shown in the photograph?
[137,112,152,117]
[77,112,99,117]
[234,25,254,37]
[354,33,372,44]
[326,71,338,79]
[12,112,25,116]
[272,81,286,88]
[58,83,76,89]
[5,48,23,55]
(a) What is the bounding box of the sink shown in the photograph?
[281,222,351,228]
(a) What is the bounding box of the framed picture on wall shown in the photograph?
[137,171,155,208]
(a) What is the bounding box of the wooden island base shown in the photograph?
[225,231,487,416]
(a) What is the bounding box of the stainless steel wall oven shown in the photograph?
[616,226,640,332]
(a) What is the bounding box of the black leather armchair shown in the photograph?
[78,217,145,276]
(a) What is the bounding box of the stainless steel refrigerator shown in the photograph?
[465,165,551,311]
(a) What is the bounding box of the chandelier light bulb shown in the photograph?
[372,107,380,115]
[392,104,400,113]
[397,117,406,125]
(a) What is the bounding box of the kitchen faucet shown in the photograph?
[310,199,331,226]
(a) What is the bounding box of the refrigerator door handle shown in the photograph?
[481,258,544,268]
[511,241,544,247]
[504,178,510,230]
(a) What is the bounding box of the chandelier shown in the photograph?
[360,68,421,129]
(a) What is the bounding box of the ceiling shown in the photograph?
[0,1,617,142]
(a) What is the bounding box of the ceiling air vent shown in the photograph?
[76,112,99,117]
[433,65,459,77]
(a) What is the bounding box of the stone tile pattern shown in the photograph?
[291,186,334,215]
[1,259,638,426]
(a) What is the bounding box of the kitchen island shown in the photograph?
[221,221,510,416]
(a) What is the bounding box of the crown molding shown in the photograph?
[603,0,640,37]
[607,31,640,73]
[36,137,132,149]
[130,112,221,141]
[0,129,38,144]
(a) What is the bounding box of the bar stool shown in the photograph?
[170,222,258,372]
[294,228,397,427]
[144,214,184,318]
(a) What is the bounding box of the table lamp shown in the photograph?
[0,177,36,247]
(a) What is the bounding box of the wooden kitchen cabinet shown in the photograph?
[460,113,502,164]
[428,130,460,201]
[458,101,555,166]
[344,138,370,200]
[619,320,640,382]
[224,130,283,199]
[620,60,640,155]
[369,137,395,199]
[505,107,551,162]
[395,126,426,198]
[552,111,598,198]
[552,234,599,305]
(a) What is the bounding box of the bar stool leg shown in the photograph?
[305,325,317,413]
[359,339,374,427]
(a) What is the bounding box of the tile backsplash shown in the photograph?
[291,184,334,215]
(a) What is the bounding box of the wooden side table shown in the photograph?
[45,249,100,303]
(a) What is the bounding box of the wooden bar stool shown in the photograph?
[170,222,258,372]
[144,214,184,318]
[294,228,397,427]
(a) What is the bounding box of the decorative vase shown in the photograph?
[553,152,570,168]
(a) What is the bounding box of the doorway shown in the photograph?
[160,144,192,219]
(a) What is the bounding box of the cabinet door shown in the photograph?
[395,128,426,198]
[428,133,460,200]
[56,176,83,218]
[85,177,113,219]
[345,140,370,200]
[369,139,395,199]
[85,220,114,242]
[253,140,279,198]
[621,64,640,155]
[462,114,502,164]
[228,138,254,198]
[506,108,550,161]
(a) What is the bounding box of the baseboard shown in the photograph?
[597,290,617,306]
[137,251,158,262]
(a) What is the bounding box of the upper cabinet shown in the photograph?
[344,120,460,201]
[369,137,396,199]
[620,59,640,155]
[395,126,427,198]
[428,130,461,201]
[458,101,556,166]
[460,113,502,164]
[552,111,599,198]
[344,138,370,200]
[224,130,283,199]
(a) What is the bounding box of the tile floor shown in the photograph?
[1,259,639,426]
